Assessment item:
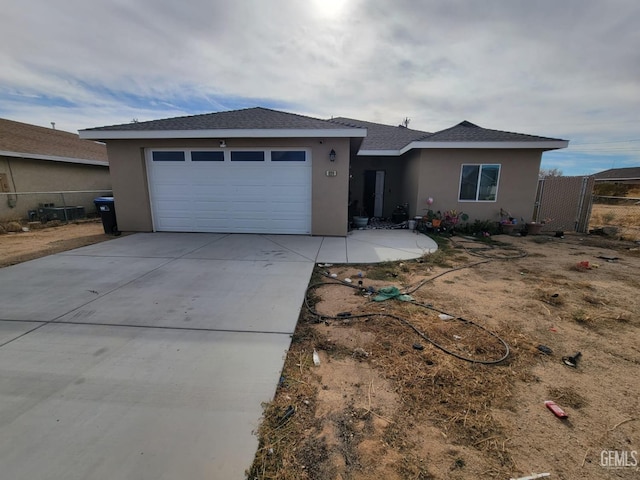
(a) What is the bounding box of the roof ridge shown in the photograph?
[0,117,79,137]
[85,106,350,131]
[329,116,430,135]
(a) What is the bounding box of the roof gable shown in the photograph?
[420,120,565,143]
[0,118,108,164]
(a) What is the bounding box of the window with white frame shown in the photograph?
[459,164,500,201]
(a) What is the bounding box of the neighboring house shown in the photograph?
[593,167,640,184]
[0,118,110,222]
[79,107,567,236]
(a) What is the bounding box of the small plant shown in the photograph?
[442,210,468,228]
[572,309,589,323]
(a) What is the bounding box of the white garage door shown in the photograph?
[146,148,312,234]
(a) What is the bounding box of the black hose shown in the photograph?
[305,275,510,365]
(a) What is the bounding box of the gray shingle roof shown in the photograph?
[330,117,430,151]
[421,120,565,143]
[80,107,567,153]
[593,167,640,180]
[83,107,361,132]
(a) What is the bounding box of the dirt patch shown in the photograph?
[249,233,640,480]
[0,220,114,268]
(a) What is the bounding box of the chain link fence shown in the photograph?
[589,194,640,241]
[0,190,112,225]
[534,176,594,233]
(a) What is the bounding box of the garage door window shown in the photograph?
[152,151,185,162]
[272,151,306,162]
[192,151,224,162]
[231,151,265,162]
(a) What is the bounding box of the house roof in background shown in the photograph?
[80,107,367,140]
[0,118,108,166]
[593,166,640,181]
[330,117,430,152]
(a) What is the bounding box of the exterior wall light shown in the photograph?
[329,149,336,162]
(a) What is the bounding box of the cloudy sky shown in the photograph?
[2,0,639,175]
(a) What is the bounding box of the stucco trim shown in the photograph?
[359,140,568,156]
[0,149,109,167]
[358,149,405,156]
[411,140,569,149]
[79,128,366,140]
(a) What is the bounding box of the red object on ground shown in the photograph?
[578,261,590,269]
[545,400,568,419]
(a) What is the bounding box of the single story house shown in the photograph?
[0,118,110,222]
[593,167,640,185]
[79,107,568,236]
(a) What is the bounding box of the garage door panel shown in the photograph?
[147,150,311,234]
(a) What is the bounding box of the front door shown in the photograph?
[363,170,385,218]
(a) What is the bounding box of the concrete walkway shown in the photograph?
[0,231,436,479]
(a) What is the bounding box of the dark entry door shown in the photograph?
[363,170,385,218]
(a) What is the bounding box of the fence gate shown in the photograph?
[534,176,594,233]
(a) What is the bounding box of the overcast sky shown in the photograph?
[1,0,639,175]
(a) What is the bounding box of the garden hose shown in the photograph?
[305,274,510,365]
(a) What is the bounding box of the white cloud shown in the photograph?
[1,0,639,172]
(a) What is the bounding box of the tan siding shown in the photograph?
[416,149,542,223]
[105,137,350,236]
[401,150,422,218]
[0,155,111,221]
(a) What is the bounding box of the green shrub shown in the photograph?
[456,219,501,236]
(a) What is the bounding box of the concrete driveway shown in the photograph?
[0,231,436,479]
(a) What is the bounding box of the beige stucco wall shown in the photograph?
[105,137,351,236]
[413,149,543,223]
[0,155,111,221]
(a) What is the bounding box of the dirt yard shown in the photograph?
[0,220,112,268]
[249,233,640,480]
[2,221,638,479]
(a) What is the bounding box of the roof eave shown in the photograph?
[357,140,569,156]
[0,149,109,166]
[357,149,404,156]
[594,177,640,182]
[410,140,569,149]
[79,128,367,140]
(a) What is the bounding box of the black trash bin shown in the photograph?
[94,196,120,235]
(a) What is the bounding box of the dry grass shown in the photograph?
[589,204,640,241]
[249,233,640,480]
[248,267,538,479]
